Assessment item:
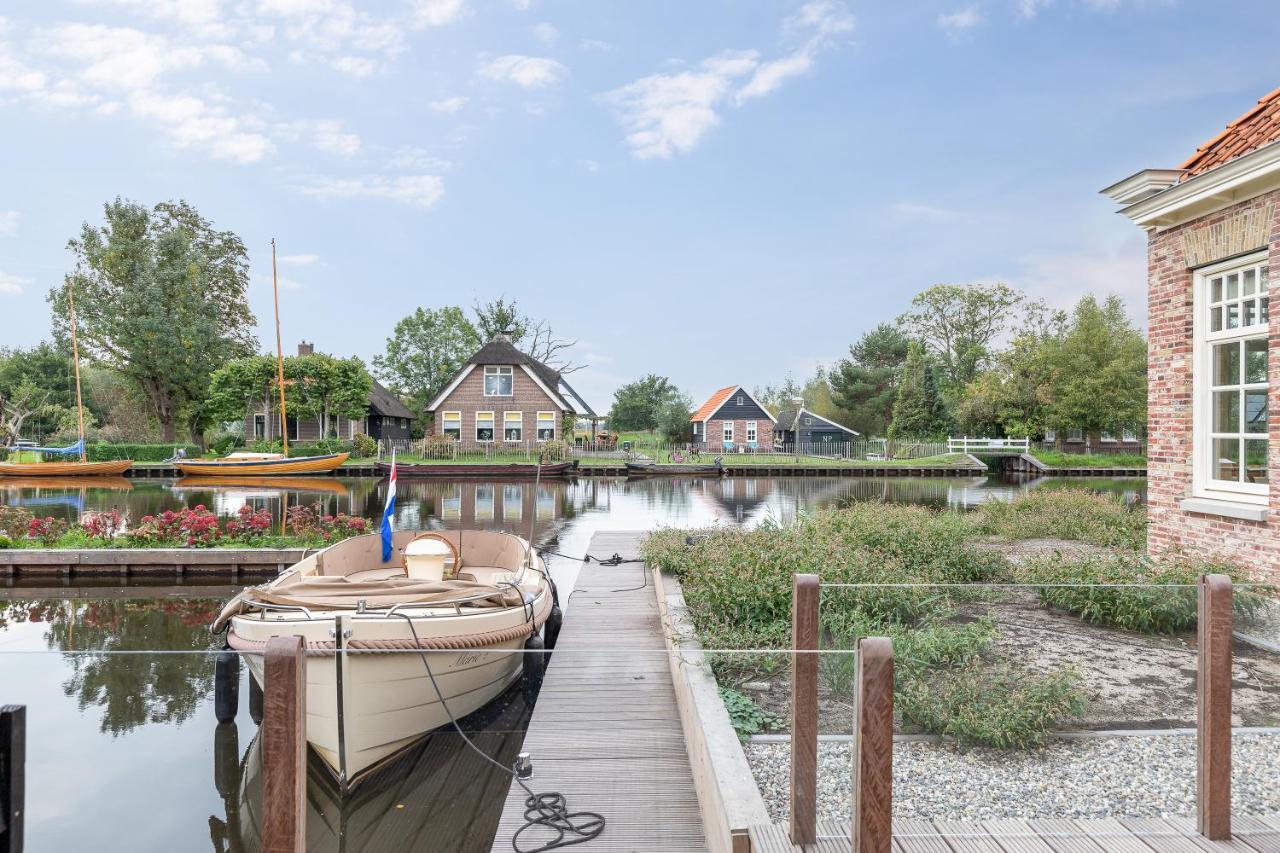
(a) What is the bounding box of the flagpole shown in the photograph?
[272,238,289,456]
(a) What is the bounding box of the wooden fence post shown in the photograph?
[0,705,24,853]
[790,574,819,846]
[261,636,306,853]
[1198,574,1232,841]
[852,638,893,853]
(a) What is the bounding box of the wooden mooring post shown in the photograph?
[852,637,893,853]
[790,574,819,847]
[1197,574,1232,841]
[261,636,306,853]
[0,705,24,853]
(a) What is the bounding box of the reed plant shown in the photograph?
[974,489,1146,549]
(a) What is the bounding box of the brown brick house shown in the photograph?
[424,332,597,448]
[1104,87,1280,578]
[690,385,776,452]
[244,342,415,443]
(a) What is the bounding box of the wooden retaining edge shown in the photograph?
[654,567,771,853]
[0,548,310,577]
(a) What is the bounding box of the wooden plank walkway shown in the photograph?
[748,815,1280,852]
[489,530,707,852]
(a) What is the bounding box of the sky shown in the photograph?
[1,0,1279,414]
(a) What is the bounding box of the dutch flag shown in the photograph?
[381,450,397,562]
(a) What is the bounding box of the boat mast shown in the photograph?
[67,282,87,463]
[271,238,289,456]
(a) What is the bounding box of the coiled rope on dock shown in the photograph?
[225,594,552,654]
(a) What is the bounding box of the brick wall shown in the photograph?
[1146,190,1280,581]
[433,366,564,448]
[703,417,775,452]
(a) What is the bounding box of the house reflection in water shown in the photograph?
[394,479,569,541]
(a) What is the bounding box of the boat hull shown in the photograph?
[626,462,723,476]
[377,460,577,478]
[242,639,526,781]
[0,459,134,477]
[174,452,349,476]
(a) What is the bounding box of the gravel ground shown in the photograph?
[746,733,1280,822]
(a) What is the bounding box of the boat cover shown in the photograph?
[5,438,85,456]
[213,576,523,631]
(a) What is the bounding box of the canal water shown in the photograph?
[0,474,1143,852]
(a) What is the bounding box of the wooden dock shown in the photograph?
[749,814,1280,852]
[489,530,707,852]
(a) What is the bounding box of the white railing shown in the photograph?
[947,436,1030,454]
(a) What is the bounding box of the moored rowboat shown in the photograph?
[0,459,134,477]
[213,528,552,784]
[625,461,723,477]
[175,451,349,477]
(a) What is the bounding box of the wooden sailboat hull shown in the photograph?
[174,452,349,476]
[0,460,134,477]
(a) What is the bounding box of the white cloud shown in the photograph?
[0,211,16,236]
[0,271,28,296]
[0,44,47,94]
[1017,0,1052,17]
[605,51,758,159]
[578,38,611,53]
[577,158,599,173]
[412,0,467,27]
[299,174,445,207]
[1012,241,1148,322]
[532,22,559,44]
[428,95,467,113]
[608,2,853,157]
[509,0,532,9]
[890,202,962,223]
[937,7,984,37]
[389,145,452,170]
[128,90,275,163]
[310,118,360,155]
[478,54,567,89]
[278,253,319,265]
[331,55,377,77]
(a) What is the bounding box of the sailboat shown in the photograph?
[174,239,348,477]
[0,282,133,477]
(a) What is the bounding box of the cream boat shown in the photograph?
[214,529,553,785]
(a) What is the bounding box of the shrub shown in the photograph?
[287,439,355,458]
[249,439,284,454]
[131,506,221,547]
[352,432,378,458]
[0,534,12,549]
[223,505,275,541]
[976,489,1146,549]
[208,431,244,457]
[0,506,33,539]
[27,516,69,545]
[425,434,457,459]
[1019,551,1261,634]
[897,665,1086,748]
[539,439,568,462]
[718,687,784,741]
[285,502,368,541]
[86,443,201,462]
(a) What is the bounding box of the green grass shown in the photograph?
[1031,449,1146,468]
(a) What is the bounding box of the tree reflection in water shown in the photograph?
[3,598,224,735]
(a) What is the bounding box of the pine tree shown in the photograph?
[889,342,949,439]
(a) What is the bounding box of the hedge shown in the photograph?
[87,443,201,462]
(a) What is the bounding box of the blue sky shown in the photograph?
[1,0,1278,413]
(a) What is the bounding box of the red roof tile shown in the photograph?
[691,386,739,423]
[1180,86,1280,179]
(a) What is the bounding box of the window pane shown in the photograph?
[1226,303,1240,329]
[1211,306,1223,331]
[1213,438,1241,482]
[1211,277,1223,302]
[1245,390,1268,433]
[1213,390,1240,432]
[1246,338,1268,383]
[1245,299,1259,327]
[1244,268,1257,296]
[1226,273,1239,299]
[1245,440,1269,484]
[1213,342,1240,386]
[1263,296,1270,323]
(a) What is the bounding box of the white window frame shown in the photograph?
[1193,251,1270,504]
[442,411,461,440]
[475,411,495,443]
[504,411,523,443]
[1044,429,1056,442]
[723,422,734,443]
[1122,429,1138,443]
[442,486,461,520]
[746,421,757,443]
[484,365,514,397]
[1100,432,1116,443]
[536,411,555,441]
[1066,428,1084,442]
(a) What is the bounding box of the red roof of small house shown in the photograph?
[1180,86,1280,179]
[691,386,739,423]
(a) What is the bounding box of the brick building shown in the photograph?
[691,385,776,452]
[1104,87,1280,577]
[425,332,597,448]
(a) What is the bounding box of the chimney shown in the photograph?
[297,340,314,356]
[495,328,515,343]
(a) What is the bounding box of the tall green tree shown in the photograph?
[829,323,910,435]
[373,307,481,417]
[609,375,677,432]
[50,199,256,443]
[288,353,373,437]
[889,342,949,439]
[0,343,81,440]
[207,355,278,433]
[898,282,1025,394]
[655,392,695,442]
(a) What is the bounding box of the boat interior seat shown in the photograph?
[306,531,530,580]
